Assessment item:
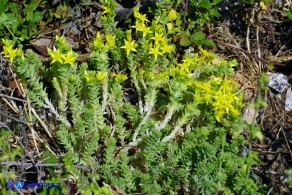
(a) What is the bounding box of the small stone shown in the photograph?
[30,38,52,56]
[267,72,289,93]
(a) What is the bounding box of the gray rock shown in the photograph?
[114,0,162,20]
[267,72,289,93]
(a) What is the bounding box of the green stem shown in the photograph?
[128,55,143,114]
[4,24,17,41]
[101,78,109,113]
[156,105,176,131]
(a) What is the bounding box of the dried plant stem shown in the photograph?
[256,25,262,72]
[246,26,251,53]
[31,107,52,138]
[0,93,27,102]
[280,127,292,159]
[2,97,18,113]
[1,161,89,171]
[27,124,40,156]
[210,37,286,67]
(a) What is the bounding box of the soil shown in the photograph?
[0,0,291,194]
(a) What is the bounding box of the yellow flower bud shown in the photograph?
[96,72,107,81]
[168,9,177,21]
[55,35,68,48]
[105,34,116,48]
[115,73,127,83]
[167,22,174,31]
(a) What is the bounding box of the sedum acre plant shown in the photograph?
[1,1,264,194]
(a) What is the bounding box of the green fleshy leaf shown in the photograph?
[190,32,205,42]
[209,8,221,17]
[199,39,216,47]
[32,11,43,23]
[198,0,212,9]
[287,9,292,20]
[179,36,191,46]
[0,0,8,14]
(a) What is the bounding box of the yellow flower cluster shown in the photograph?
[120,8,175,59]
[101,0,117,15]
[197,47,216,65]
[1,39,23,63]
[194,78,244,122]
[177,54,199,73]
[93,32,116,51]
[84,70,127,84]
[47,36,78,66]
[47,46,78,66]
[84,70,107,83]
[147,32,175,60]
[132,9,151,38]
[102,7,243,123]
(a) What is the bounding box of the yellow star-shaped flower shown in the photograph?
[1,39,23,63]
[182,57,193,66]
[150,32,165,46]
[135,12,149,23]
[48,47,63,64]
[178,62,190,73]
[132,22,152,38]
[102,6,112,15]
[140,24,152,38]
[121,39,137,56]
[149,46,162,61]
[161,44,174,54]
[132,22,143,31]
[62,50,78,66]
[1,45,22,63]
